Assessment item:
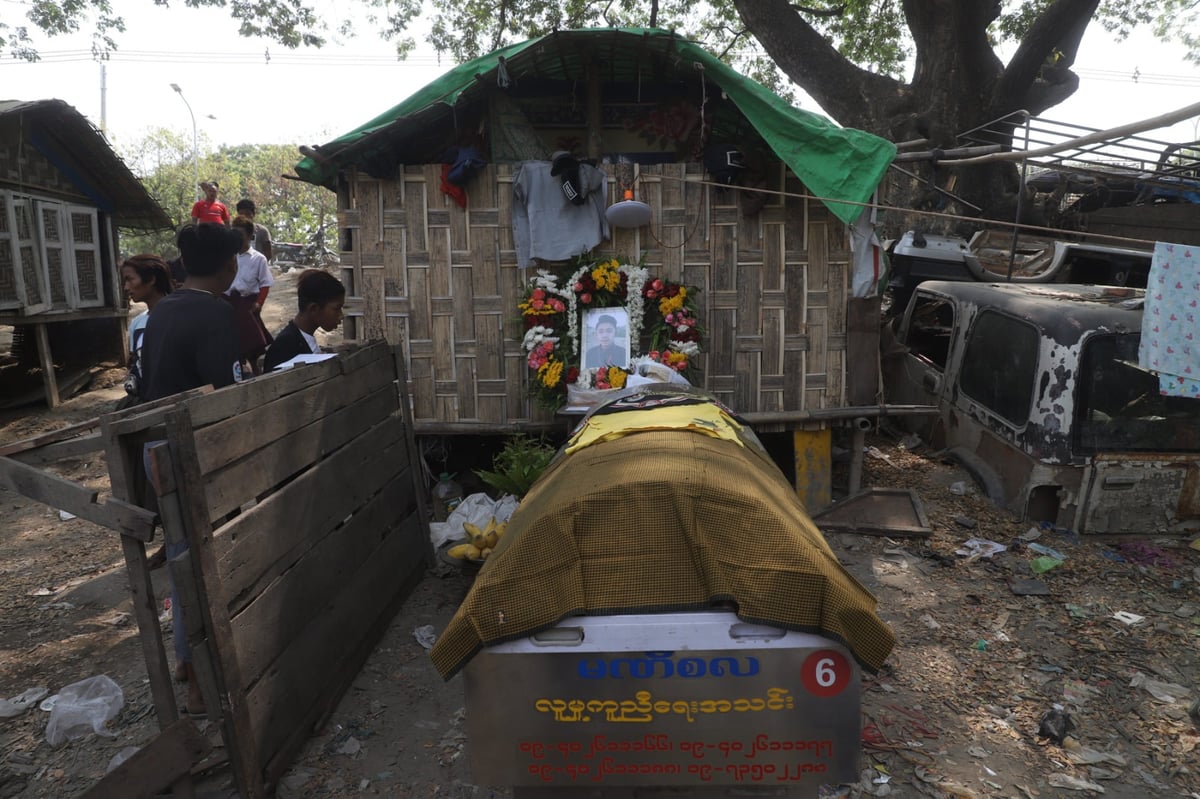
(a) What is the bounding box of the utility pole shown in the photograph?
[170,83,199,201]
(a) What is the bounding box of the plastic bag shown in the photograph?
[429,492,518,550]
[45,675,124,747]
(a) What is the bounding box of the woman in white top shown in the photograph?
[120,254,173,406]
[226,214,275,374]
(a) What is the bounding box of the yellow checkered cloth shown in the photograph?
[430,429,896,679]
[565,402,745,454]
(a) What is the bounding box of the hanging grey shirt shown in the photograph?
[512,161,609,268]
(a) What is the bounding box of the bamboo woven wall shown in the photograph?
[336,162,851,432]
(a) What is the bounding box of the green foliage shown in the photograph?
[115,129,337,260]
[474,436,557,499]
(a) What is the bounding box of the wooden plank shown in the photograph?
[101,387,213,437]
[0,456,157,540]
[34,322,60,408]
[79,718,211,799]
[213,416,408,607]
[101,423,180,739]
[192,358,396,476]
[246,511,427,771]
[160,412,266,799]
[0,417,102,457]
[391,345,435,555]
[231,473,417,686]
[262,542,424,790]
[10,432,105,464]
[203,385,400,521]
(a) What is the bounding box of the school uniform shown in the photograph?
[264,320,320,371]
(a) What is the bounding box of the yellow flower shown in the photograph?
[659,294,684,315]
[608,367,627,389]
[539,359,564,387]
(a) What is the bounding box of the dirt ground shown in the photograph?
[1,272,1199,798]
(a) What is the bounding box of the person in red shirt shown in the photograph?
[190,180,230,225]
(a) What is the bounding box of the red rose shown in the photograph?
[566,367,579,384]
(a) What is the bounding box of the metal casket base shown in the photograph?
[464,612,861,796]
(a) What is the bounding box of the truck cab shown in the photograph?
[884,281,1200,534]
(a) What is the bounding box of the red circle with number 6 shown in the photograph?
[801,650,851,697]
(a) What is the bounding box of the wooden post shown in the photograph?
[846,296,882,406]
[793,426,832,513]
[587,61,604,161]
[33,322,60,407]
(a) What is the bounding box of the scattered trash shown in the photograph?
[919,614,940,630]
[1130,671,1191,703]
[39,695,59,712]
[0,687,48,719]
[899,434,923,450]
[336,736,362,756]
[1029,556,1062,574]
[865,446,897,467]
[1027,542,1066,561]
[1062,736,1127,766]
[1116,541,1178,569]
[1065,604,1091,618]
[1063,679,1100,705]
[158,599,172,625]
[105,746,141,773]
[1037,706,1074,744]
[27,587,56,597]
[1174,603,1197,618]
[972,639,987,651]
[1018,526,1042,542]
[103,613,131,627]
[58,510,77,521]
[948,481,968,496]
[1008,577,1050,596]
[45,675,124,747]
[412,625,437,649]
[956,538,1006,560]
[1112,611,1145,626]
[1100,549,1127,563]
[954,515,977,529]
[1047,773,1105,792]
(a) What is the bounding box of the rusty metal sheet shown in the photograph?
[811,487,932,537]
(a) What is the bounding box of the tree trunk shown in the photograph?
[733,0,1104,231]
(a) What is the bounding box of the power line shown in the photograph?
[0,48,453,68]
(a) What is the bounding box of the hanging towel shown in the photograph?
[1139,241,1200,398]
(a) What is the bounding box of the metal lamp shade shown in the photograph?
[606,198,652,228]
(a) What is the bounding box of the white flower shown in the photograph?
[522,325,558,353]
[672,340,700,357]
[531,269,559,292]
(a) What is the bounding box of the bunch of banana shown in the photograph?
[447,517,508,561]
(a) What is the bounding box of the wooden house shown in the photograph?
[0,99,171,405]
[292,28,897,501]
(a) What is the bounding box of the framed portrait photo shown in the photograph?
[581,306,630,369]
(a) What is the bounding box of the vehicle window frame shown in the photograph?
[900,294,955,372]
[958,309,1040,427]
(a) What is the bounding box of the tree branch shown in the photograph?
[994,0,1101,113]
[733,0,902,130]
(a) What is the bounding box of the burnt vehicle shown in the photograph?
[885,230,1152,315]
[884,280,1200,535]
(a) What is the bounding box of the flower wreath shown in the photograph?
[520,255,704,409]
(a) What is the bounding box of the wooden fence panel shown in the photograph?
[137,342,429,798]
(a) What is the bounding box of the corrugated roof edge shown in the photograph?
[0,99,173,230]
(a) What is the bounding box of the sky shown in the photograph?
[4,3,1199,161]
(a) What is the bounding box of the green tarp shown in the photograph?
[293,28,895,225]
